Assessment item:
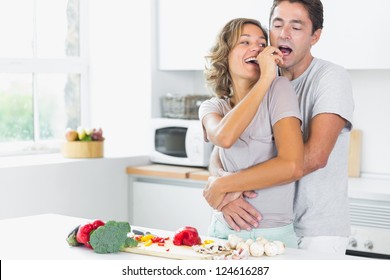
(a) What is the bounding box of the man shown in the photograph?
[206,0,354,254]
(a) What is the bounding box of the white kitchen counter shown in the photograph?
[0,214,364,260]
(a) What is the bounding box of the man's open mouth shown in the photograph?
[279,46,292,56]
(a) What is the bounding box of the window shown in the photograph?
[0,0,88,156]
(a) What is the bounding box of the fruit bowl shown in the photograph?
[61,141,104,158]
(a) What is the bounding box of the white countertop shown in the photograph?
[0,214,364,260]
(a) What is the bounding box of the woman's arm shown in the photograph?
[202,46,282,149]
[204,116,304,209]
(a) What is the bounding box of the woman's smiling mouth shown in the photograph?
[244,57,259,64]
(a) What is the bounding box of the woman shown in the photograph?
[199,18,303,247]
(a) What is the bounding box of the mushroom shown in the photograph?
[236,241,250,252]
[249,241,265,257]
[273,240,286,255]
[231,247,250,260]
[264,242,279,257]
[256,236,269,245]
[245,238,254,246]
[227,234,244,249]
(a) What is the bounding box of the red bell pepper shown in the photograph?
[76,220,105,249]
[151,236,166,243]
[76,223,94,248]
[92,219,105,230]
[173,226,201,246]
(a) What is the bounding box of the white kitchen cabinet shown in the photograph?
[128,177,213,235]
[158,0,390,70]
[158,0,272,70]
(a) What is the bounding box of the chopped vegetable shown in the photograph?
[134,233,168,247]
[151,236,165,243]
[140,234,154,242]
[236,241,250,252]
[134,235,143,241]
[227,234,244,249]
[202,239,215,246]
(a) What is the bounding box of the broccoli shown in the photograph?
[89,220,137,254]
[125,236,139,248]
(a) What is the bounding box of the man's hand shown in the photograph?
[211,169,242,210]
[203,176,225,209]
[220,197,262,231]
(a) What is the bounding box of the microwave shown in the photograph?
[150,118,214,167]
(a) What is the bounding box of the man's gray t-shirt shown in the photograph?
[292,58,354,237]
[199,77,302,228]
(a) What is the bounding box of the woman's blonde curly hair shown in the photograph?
[204,18,268,99]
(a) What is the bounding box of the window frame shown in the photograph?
[0,0,90,156]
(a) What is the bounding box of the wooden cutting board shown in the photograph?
[122,239,213,260]
[348,129,362,177]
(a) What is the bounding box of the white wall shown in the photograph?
[89,0,152,157]
[349,70,390,175]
